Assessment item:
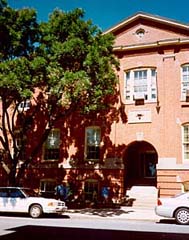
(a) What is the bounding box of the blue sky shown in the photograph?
[8,0,189,31]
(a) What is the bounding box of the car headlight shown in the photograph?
[48,202,57,207]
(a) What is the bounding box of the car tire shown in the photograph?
[29,204,43,218]
[175,208,189,225]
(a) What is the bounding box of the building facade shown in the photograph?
[106,12,189,198]
[1,12,189,203]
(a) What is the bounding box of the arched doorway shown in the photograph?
[124,141,158,189]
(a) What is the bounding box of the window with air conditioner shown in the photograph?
[125,68,157,104]
[181,64,189,101]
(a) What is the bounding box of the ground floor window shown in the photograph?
[40,179,56,198]
[84,179,99,201]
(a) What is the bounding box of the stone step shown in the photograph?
[126,186,158,208]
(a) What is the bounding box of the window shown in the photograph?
[85,127,101,161]
[182,124,189,162]
[44,129,60,160]
[135,28,145,38]
[181,64,189,100]
[40,179,56,197]
[125,68,157,103]
[0,189,8,197]
[9,189,24,198]
[84,179,99,201]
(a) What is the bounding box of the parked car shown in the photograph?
[155,192,189,225]
[0,187,67,218]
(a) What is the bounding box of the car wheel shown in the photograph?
[175,208,189,225]
[29,204,42,218]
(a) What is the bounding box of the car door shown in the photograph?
[8,189,28,213]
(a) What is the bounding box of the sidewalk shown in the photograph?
[66,206,161,222]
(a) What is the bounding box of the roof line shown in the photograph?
[104,12,189,34]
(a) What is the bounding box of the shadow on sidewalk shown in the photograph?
[67,208,134,217]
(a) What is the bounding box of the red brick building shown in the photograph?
[105,12,189,198]
[1,12,189,204]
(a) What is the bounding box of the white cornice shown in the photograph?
[104,12,189,35]
[113,38,189,52]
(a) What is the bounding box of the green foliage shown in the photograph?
[0,2,119,185]
[39,8,119,112]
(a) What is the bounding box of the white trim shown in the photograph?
[124,68,157,104]
[104,12,189,34]
[113,38,189,52]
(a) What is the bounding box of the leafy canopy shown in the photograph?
[0,1,119,185]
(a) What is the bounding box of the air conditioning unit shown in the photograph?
[134,92,145,100]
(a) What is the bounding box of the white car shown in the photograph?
[0,187,67,218]
[155,192,189,225]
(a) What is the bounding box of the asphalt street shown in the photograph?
[1,206,189,240]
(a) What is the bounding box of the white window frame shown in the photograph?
[85,126,101,161]
[182,124,189,163]
[124,68,157,104]
[43,128,60,161]
[181,64,189,101]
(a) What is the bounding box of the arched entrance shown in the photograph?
[124,141,158,189]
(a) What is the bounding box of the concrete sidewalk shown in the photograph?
[66,206,162,222]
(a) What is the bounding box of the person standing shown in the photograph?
[101,186,109,204]
[55,181,66,201]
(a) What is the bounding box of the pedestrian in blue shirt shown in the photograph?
[101,186,109,204]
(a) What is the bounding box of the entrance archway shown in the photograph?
[124,141,158,189]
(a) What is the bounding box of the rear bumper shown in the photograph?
[155,206,174,218]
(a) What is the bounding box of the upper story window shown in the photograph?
[85,126,101,161]
[125,68,157,104]
[181,64,189,101]
[135,28,145,38]
[182,124,189,162]
[44,129,60,161]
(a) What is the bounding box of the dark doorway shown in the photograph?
[124,141,158,189]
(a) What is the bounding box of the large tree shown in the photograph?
[0,1,119,185]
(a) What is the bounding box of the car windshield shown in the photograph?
[22,188,38,197]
